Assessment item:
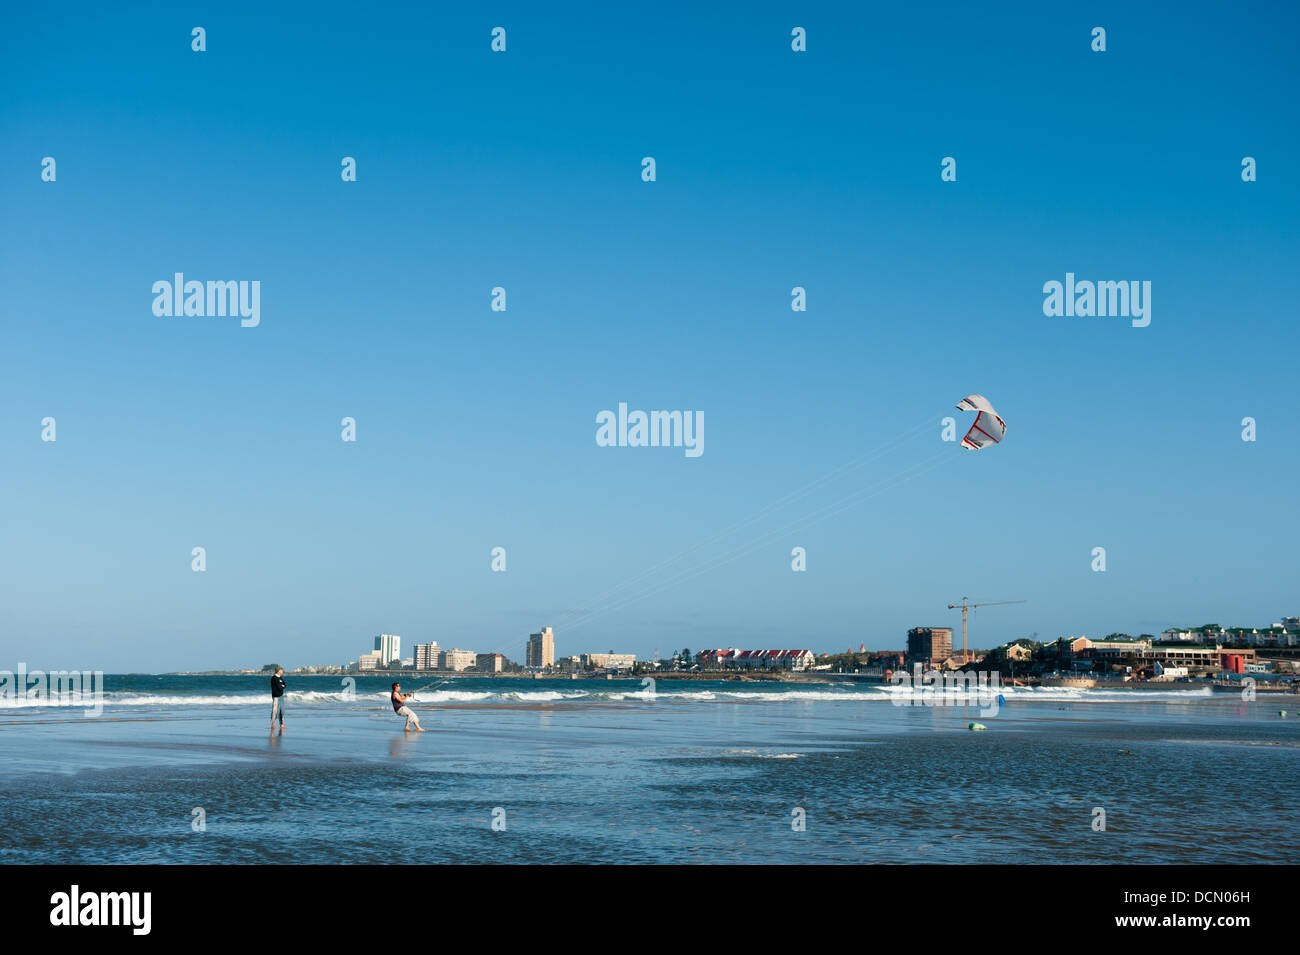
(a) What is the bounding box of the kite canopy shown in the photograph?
[955,394,1006,450]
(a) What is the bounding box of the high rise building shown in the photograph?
[907,627,953,665]
[374,634,401,667]
[527,627,555,668]
[476,653,504,673]
[441,648,476,671]
[413,642,441,671]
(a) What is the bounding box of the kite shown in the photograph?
[955,395,1006,450]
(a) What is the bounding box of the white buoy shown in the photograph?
[968,721,987,731]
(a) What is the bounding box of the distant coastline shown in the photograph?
[163,669,841,683]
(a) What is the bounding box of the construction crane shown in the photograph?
[947,597,1027,661]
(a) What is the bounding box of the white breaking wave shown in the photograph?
[409,690,494,703]
[721,749,804,758]
[602,689,658,701]
[0,682,1223,710]
[716,688,891,702]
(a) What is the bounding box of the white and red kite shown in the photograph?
[955,395,1006,450]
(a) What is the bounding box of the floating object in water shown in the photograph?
[1281,711,1288,717]
[968,721,987,731]
[997,694,1006,705]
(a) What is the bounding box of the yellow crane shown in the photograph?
[947,597,1026,662]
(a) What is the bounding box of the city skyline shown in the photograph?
[188,611,1300,675]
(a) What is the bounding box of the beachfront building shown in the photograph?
[697,649,816,671]
[413,642,441,671]
[475,653,504,673]
[527,627,556,668]
[1162,624,1299,648]
[1146,643,1222,669]
[906,628,953,666]
[440,648,477,671]
[1080,636,1152,659]
[356,650,382,671]
[582,652,636,671]
[374,633,401,667]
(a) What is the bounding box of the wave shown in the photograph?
[0,681,1224,709]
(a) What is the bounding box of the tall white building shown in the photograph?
[374,634,401,667]
[527,627,555,668]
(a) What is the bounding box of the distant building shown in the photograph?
[374,634,401,667]
[1147,643,1221,668]
[582,652,636,671]
[696,649,816,671]
[874,651,906,670]
[413,643,441,671]
[1002,642,1034,662]
[1062,636,1091,655]
[441,648,476,671]
[356,650,382,671]
[527,627,555,668]
[907,628,953,666]
[476,653,504,673]
[1080,636,1151,658]
[1162,625,1299,648]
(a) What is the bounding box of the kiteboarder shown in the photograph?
[391,682,427,732]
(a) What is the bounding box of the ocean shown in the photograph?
[1,674,1297,864]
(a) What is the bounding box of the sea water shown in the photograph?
[0,675,1295,864]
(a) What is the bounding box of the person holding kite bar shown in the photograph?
[391,682,428,732]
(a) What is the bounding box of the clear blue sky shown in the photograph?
[2,1,1297,671]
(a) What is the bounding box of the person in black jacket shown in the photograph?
[270,667,286,734]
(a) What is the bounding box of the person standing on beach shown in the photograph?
[270,667,286,734]
[391,682,426,732]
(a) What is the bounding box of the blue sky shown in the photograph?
[2,1,1297,671]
